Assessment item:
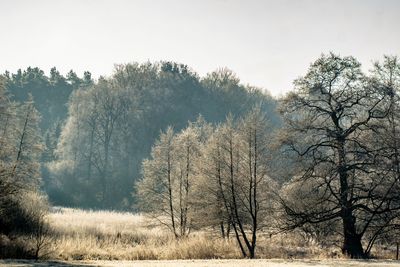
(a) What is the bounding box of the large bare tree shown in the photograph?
[278,53,400,258]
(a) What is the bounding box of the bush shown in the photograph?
[0,191,50,259]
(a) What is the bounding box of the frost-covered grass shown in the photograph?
[47,207,240,260]
[2,259,400,267]
[38,208,396,261]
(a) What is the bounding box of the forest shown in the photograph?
[1,53,400,262]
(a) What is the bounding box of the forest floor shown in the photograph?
[1,259,400,267]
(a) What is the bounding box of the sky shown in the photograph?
[0,0,399,96]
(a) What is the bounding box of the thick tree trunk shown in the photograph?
[342,232,364,258]
[336,136,365,258]
[249,246,255,259]
[342,212,365,258]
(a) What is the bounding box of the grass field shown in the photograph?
[2,259,400,267]
[14,207,395,262]
[44,207,343,261]
[46,207,239,260]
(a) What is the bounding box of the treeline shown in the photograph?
[4,67,93,130]
[0,63,278,258]
[2,64,277,209]
[47,63,278,209]
[136,54,400,259]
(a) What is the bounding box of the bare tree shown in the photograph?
[195,108,276,258]
[192,126,232,239]
[21,192,51,260]
[137,121,207,239]
[278,53,399,258]
[52,79,130,207]
[0,93,42,216]
[361,55,400,254]
[136,127,180,238]
[0,77,17,214]
[0,79,48,259]
[90,80,127,206]
[235,106,274,258]
[174,126,202,237]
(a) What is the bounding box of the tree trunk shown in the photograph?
[231,221,247,258]
[220,221,225,239]
[87,123,95,181]
[226,221,231,239]
[167,150,177,239]
[249,245,255,259]
[336,136,365,259]
[12,107,30,177]
[101,124,113,207]
[342,212,364,258]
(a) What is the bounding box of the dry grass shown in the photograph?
[47,208,240,260]
[42,208,395,261]
[3,259,400,267]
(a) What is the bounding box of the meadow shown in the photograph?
[31,208,388,261]
[36,208,328,260]
[2,259,400,267]
[2,207,400,266]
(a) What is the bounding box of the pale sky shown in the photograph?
[0,0,399,96]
